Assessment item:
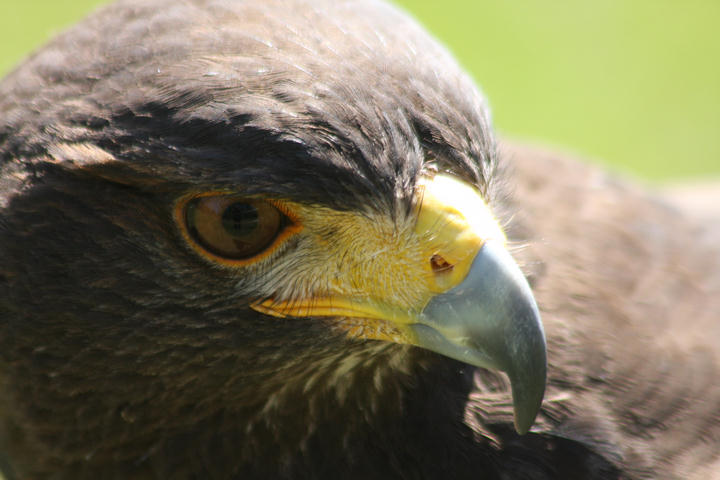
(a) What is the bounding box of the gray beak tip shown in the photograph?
[509,362,547,434]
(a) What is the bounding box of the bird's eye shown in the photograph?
[180,195,294,262]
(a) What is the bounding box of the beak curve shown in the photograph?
[413,241,547,434]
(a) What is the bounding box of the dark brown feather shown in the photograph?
[1,0,719,479]
[494,144,720,479]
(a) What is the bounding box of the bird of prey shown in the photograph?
[0,0,718,478]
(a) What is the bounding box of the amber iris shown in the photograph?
[185,196,286,259]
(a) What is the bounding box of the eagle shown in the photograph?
[0,0,718,478]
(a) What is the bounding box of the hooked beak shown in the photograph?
[413,241,546,433]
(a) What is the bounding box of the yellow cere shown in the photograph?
[251,174,507,344]
[415,174,506,292]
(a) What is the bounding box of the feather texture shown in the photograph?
[0,0,718,478]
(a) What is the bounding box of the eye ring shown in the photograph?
[175,193,301,266]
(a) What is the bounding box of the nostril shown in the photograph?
[430,254,454,274]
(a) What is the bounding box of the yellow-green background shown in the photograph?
[1,0,718,181]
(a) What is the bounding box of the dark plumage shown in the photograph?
[1,0,719,479]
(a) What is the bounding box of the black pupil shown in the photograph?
[221,203,259,237]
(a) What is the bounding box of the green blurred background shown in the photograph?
[1,0,718,181]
